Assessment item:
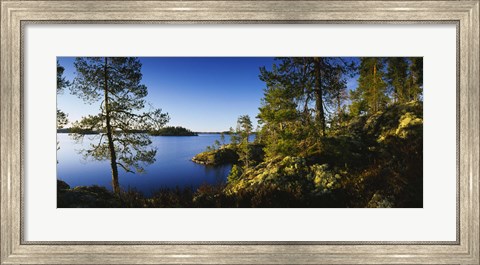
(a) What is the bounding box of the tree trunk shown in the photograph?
[314,57,326,136]
[103,57,120,194]
[302,58,310,125]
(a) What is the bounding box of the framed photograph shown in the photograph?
[1,0,478,264]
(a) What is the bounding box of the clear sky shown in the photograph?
[57,57,359,132]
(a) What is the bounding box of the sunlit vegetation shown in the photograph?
[192,145,239,166]
[196,57,422,208]
[57,57,423,208]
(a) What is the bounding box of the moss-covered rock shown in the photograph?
[57,180,121,208]
[192,145,239,166]
[367,192,394,208]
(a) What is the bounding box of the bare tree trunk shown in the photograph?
[302,58,310,125]
[103,57,120,194]
[314,57,326,136]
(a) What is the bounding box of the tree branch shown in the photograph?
[116,162,134,173]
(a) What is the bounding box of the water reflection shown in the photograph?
[57,133,236,196]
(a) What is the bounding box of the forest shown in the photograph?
[57,57,423,208]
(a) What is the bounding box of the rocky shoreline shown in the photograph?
[191,145,239,166]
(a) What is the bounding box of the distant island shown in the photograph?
[57,126,198,136]
[149,126,198,136]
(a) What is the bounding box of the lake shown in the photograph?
[57,133,239,196]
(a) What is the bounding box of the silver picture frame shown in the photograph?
[1,1,478,264]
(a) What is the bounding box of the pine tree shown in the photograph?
[350,58,389,115]
[257,61,302,157]
[386,57,409,103]
[229,126,240,146]
[237,115,253,169]
[70,57,169,193]
[257,57,354,157]
[56,61,69,161]
[407,57,423,100]
[56,61,69,129]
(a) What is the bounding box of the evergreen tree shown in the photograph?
[386,57,409,103]
[70,57,169,193]
[407,57,423,100]
[257,57,354,157]
[220,132,226,145]
[57,61,69,94]
[257,62,302,157]
[409,57,423,88]
[229,126,240,146]
[56,61,69,129]
[237,115,253,168]
[350,57,389,115]
[56,61,69,161]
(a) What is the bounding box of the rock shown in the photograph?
[57,179,70,191]
[192,146,239,166]
[57,181,121,208]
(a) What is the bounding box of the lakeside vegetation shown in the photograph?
[149,126,198,136]
[57,57,423,208]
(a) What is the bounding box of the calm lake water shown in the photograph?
[57,133,239,196]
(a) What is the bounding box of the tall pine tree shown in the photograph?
[70,57,169,193]
[236,115,253,169]
[407,57,423,100]
[386,57,409,103]
[257,57,353,157]
[350,57,389,115]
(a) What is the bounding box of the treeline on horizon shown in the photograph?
[57,57,423,208]
[57,126,198,136]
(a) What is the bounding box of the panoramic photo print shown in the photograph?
[56,57,423,208]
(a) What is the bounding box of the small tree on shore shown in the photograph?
[237,115,253,169]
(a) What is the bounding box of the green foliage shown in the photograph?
[192,145,240,166]
[236,115,253,168]
[343,101,423,207]
[223,100,423,208]
[56,110,68,129]
[311,164,343,194]
[61,56,423,208]
[56,61,69,155]
[350,57,389,115]
[409,57,423,91]
[220,132,226,145]
[257,57,356,158]
[227,164,243,183]
[228,127,240,146]
[57,61,70,94]
[57,180,121,208]
[150,126,197,136]
[70,57,169,193]
[60,99,423,209]
[366,192,394,208]
[192,184,229,207]
[386,57,409,102]
[199,57,423,208]
[56,61,69,129]
[386,57,423,103]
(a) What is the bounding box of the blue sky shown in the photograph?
[57,57,359,132]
